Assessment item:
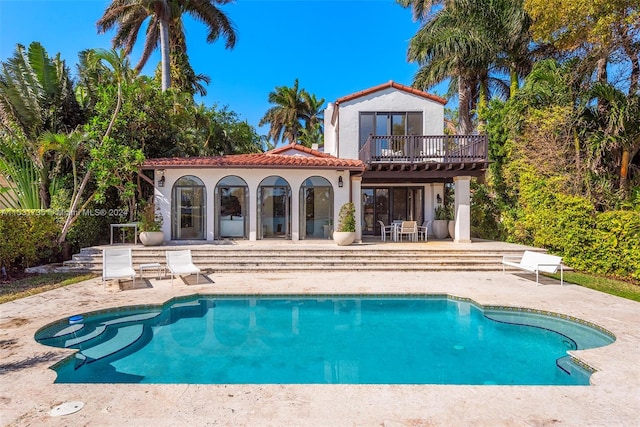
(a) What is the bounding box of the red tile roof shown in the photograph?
[141,143,364,171]
[335,80,447,105]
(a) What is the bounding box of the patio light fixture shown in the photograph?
[338,176,343,188]
[157,169,165,187]
[436,193,442,204]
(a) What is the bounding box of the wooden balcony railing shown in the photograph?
[358,134,488,165]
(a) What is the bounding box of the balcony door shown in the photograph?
[359,112,423,150]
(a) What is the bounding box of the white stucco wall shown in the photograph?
[153,168,351,241]
[323,88,445,159]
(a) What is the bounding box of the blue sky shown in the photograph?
[0,0,448,136]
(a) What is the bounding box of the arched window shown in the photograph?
[172,175,206,240]
[257,176,291,239]
[299,176,334,239]
[215,175,249,239]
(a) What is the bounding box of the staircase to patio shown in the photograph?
[61,240,540,274]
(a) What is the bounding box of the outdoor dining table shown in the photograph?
[391,221,403,241]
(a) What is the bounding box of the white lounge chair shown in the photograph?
[166,250,201,286]
[377,220,393,242]
[502,250,564,285]
[102,248,136,289]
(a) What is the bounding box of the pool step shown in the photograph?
[65,325,106,348]
[51,323,84,338]
[81,324,144,363]
[556,355,593,380]
[101,311,161,326]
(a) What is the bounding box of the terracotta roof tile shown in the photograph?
[142,146,364,171]
[335,80,446,105]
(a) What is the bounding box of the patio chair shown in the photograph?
[166,250,201,286]
[377,220,393,242]
[418,220,431,241]
[102,248,136,289]
[398,221,418,242]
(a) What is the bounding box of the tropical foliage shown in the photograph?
[401,0,639,282]
[0,42,85,208]
[0,39,263,261]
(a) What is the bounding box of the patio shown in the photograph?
[1,262,639,425]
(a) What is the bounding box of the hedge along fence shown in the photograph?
[515,172,640,282]
[0,210,61,274]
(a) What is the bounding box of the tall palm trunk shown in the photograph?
[159,18,171,91]
[509,67,519,97]
[458,75,473,135]
[620,149,629,195]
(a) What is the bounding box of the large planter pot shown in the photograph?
[333,231,356,246]
[432,220,449,239]
[139,231,164,246]
[448,220,455,240]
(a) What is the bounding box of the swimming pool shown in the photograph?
[35,295,615,385]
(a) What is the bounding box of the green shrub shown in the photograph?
[500,171,640,282]
[591,211,640,280]
[0,210,61,274]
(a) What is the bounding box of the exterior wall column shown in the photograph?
[248,182,258,241]
[453,176,471,243]
[351,175,363,242]
[208,185,215,241]
[291,183,300,241]
[423,184,434,222]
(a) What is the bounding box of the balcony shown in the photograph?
[358,134,489,180]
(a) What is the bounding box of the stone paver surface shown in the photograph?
[1,268,639,426]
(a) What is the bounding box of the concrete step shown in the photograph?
[63,244,533,273]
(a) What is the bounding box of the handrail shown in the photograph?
[358,134,488,164]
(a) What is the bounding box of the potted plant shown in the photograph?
[432,204,451,239]
[138,202,164,246]
[333,202,356,246]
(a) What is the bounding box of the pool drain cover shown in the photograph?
[50,401,85,417]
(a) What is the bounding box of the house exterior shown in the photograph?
[141,81,488,243]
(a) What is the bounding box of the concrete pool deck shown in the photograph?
[1,268,639,426]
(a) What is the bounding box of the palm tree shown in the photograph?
[408,1,489,134]
[259,80,325,146]
[584,83,640,196]
[397,0,444,22]
[38,130,87,209]
[260,79,307,144]
[406,0,532,133]
[97,0,237,93]
[297,123,323,148]
[0,42,84,208]
[301,92,325,135]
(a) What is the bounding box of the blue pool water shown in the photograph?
[35,296,615,385]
